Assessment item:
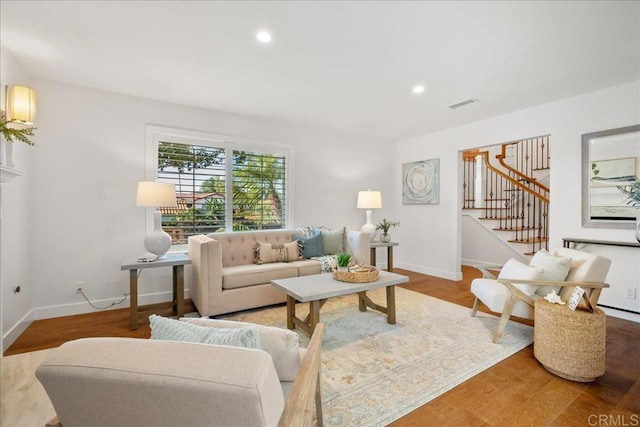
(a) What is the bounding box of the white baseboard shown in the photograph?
[599,306,640,323]
[33,289,191,321]
[395,262,463,281]
[2,309,35,352]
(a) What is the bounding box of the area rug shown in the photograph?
[219,287,534,426]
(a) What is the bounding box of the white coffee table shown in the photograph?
[271,271,409,335]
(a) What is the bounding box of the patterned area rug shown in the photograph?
[220,287,534,426]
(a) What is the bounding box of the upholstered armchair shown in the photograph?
[470,248,611,343]
[36,321,325,427]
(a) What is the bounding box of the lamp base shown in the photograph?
[144,230,172,258]
[361,209,377,237]
[144,210,172,258]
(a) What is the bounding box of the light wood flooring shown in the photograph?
[4,266,639,426]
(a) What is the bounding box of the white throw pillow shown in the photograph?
[181,317,300,381]
[529,249,572,297]
[498,258,544,296]
[150,315,260,348]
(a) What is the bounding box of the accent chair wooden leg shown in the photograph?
[46,416,62,427]
[315,372,323,426]
[493,294,517,344]
[471,298,480,316]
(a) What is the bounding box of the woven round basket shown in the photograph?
[332,266,379,283]
[534,299,606,382]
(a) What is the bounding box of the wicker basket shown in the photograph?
[534,299,606,382]
[332,266,379,283]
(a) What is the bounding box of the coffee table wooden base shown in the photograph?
[286,286,396,335]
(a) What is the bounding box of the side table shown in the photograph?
[533,299,606,382]
[121,253,192,330]
[370,241,398,272]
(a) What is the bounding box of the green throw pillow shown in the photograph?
[318,226,345,255]
[295,231,324,258]
[149,315,260,348]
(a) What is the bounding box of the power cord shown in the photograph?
[78,289,129,310]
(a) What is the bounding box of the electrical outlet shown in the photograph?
[75,281,84,294]
[625,288,637,299]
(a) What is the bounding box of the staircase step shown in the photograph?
[479,216,520,220]
[532,167,550,171]
[503,189,522,192]
[507,237,549,244]
[493,226,538,231]
[485,198,511,201]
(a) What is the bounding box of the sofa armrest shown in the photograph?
[188,234,223,317]
[345,230,371,265]
[280,323,325,427]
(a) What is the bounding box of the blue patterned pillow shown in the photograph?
[295,231,324,258]
[149,315,260,348]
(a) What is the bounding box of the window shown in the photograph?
[152,132,289,244]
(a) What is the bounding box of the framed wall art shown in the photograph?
[402,158,440,205]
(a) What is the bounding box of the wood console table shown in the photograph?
[562,237,640,249]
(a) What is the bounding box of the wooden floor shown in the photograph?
[5,266,640,426]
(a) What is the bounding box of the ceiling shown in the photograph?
[1,1,639,142]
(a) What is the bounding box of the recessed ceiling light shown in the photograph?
[412,84,425,94]
[256,31,272,44]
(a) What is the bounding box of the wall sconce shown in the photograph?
[1,85,37,168]
[5,85,36,126]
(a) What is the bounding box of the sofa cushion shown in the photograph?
[181,318,301,381]
[498,258,544,296]
[222,263,299,290]
[255,241,300,264]
[294,231,324,258]
[149,315,260,348]
[318,226,346,255]
[289,259,322,276]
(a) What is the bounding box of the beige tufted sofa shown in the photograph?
[188,229,371,317]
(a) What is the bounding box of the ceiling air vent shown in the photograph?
[449,99,478,109]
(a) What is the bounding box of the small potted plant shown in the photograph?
[617,180,640,242]
[376,218,399,243]
[336,252,352,270]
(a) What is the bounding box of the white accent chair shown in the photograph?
[470,248,611,343]
[36,323,325,427]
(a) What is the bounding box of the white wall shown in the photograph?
[18,79,394,328]
[396,81,640,320]
[0,45,36,352]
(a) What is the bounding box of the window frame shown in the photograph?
[144,125,294,251]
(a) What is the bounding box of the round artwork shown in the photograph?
[403,159,439,204]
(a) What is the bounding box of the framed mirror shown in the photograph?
[582,124,640,229]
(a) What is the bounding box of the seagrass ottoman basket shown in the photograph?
[533,299,606,382]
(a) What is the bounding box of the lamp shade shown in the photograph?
[7,85,36,125]
[357,190,382,209]
[136,181,177,207]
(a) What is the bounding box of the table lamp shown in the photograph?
[136,181,177,258]
[357,190,382,236]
